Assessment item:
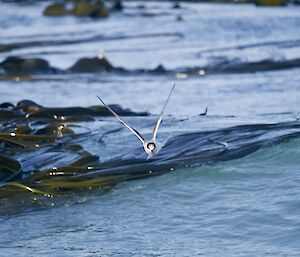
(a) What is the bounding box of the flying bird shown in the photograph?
[97,84,176,159]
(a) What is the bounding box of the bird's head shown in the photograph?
[146,142,156,152]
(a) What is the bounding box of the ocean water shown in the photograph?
[1,1,300,256]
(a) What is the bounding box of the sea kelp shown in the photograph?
[1,98,300,209]
[0,99,148,122]
[43,0,122,18]
[0,100,150,207]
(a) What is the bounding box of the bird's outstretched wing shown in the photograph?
[152,83,176,141]
[97,96,145,145]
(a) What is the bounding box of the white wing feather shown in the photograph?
[97,96,145,145]
[152,83,176,141]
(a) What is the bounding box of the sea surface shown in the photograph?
[1,1,300,256]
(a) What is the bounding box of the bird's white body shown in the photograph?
[97,84,175,159]
[143,141,162,159]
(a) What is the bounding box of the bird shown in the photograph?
[97,84,176,159]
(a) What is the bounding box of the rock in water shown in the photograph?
[152,64,168,73]
[43,3,71,16]
[0,57,51,75]
[69,56,114,73]
[43,1,110,18]
[74,2,110,17]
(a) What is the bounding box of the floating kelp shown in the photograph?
[43,3,71,16]
[1,116,300,209]
[0,100,149,202]
[0,109,24,120]
[0,155,22,183]
[255,0,286,6]
[0,99,149,204]
[0,132,58,150]
[0,100,148,122]
[35,123,75,136]
[43,0,118,18]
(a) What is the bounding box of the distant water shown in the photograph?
[1,1,300,256]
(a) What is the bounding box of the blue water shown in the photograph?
[1,1,300,256]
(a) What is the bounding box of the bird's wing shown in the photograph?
[152,83,176,141]
[97,96,145,145]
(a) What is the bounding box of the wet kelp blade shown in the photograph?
[1,120,300,203]
[0,100,148,125]
[0,155,22,183]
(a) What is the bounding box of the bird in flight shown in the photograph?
[97,84,176,159]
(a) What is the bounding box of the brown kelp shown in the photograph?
[1,99,148,121]
[43,0,122,18]
[0,100,148,210]
[1,99,300,211]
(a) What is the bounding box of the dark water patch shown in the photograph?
[0,32,184,53]
[184,58,300,75]
[197,38,300,57]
